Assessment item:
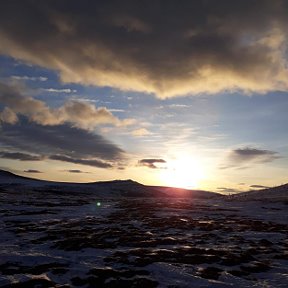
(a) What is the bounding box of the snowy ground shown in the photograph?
[0,188,288,287]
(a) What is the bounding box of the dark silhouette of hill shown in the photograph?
[0,169,40,181]
[230,183,288,201]
[0,169,220,198]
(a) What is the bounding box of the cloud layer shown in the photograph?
[0,1,288,97]
[222,147,280,169]
[0,82,129,129]
[0,151,44,161]
[0,119,125,169]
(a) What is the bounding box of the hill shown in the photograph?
[0,169,220,198]
[150,185,220,199]
[0,169,49,186]
[230,183,288,201]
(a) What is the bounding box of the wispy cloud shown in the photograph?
[65,169,90,173]
[24,169,42,173]
[11,75,47,82]
[50,155,112,169]
[250,184,270,189]
[138,158,166,169]
[168,104,190,109]
[109,109,126,113]
[42,88,77,93]
[217,187,242,194]
[0,151,44,161]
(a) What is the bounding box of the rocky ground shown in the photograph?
[0,188,288,287]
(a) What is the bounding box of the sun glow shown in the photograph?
[160,156,205,189]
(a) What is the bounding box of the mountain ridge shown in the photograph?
[0,169,143,186]
[1,169,287,200]
[0,169,219,198]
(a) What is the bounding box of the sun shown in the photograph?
[160,156,205,189]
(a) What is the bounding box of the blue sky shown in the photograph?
[0,1,288,192]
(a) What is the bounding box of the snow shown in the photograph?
[1,170,288,287]
[230,183,288,201]
[1,187,288,287]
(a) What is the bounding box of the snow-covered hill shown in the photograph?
[0,170,221,198]
[0,170,50,186]
[230,183,288,201]
[0,170,158,197]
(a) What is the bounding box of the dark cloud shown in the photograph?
[1,118,124,160]
[138,158,166,169]
[250,184,270,189]
[231,148,280,163]
[50,155,112,169]
[65,169,89,173]
[0,1,288,97]
[222,147,280,169]
[0,151,44,161]
[24,169,42,173]
[0,118,125,169]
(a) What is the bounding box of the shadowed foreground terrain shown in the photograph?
[0,186,288,287]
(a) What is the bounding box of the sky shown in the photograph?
[0,0,288,193]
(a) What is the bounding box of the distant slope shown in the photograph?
[0,169,49,186]
[0,169,221,198]
[0,170,155,196]
[0,169,34,181]
[150,185,221,199]
[83,179,164,197]
[231,183,288,201]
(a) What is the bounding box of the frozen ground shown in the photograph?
[0,188,288,287]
